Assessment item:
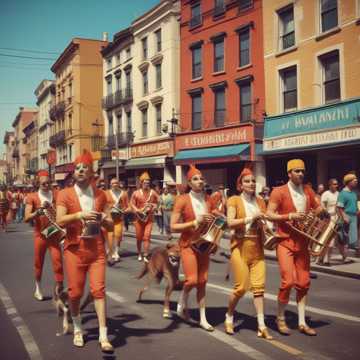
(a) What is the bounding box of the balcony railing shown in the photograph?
[103,89,133,109]
[282,31,295,50]
[122,87,133,103]
[49,130,66,148]
[49,101,65,121]
[12,148,19,158]
[106,132,134,149]
[91,135,105,152]
[113,90,122,107]
[102,94,114,109]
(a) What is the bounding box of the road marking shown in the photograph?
[206,283,360,323]
[0,282,42,360]
[269,339,302,356]
[107,291,126,304]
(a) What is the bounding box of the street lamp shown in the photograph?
[162,108,178,138]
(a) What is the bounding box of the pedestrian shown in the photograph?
[0,183,11,232]
[56,150,114,352]
[316,183,325,202]
[154,184,164,234]
[267,159,322,336]
[171,164,218,332]
[224,166,273,339]
[161,185,175,239]
[337,173,359,256]
[259,186,271,205]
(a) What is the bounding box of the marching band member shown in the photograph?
[224,167,273,339]
[210,184,227,216]
[24,170,64,301]
[130,172,159,262]
[105,178,129,264]
[56,150,114,352]
[266,159,321,336]
[170,165,216,331]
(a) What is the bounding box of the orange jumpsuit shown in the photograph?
[173,194,216,302]
[269,184,318,304]
[130,189,159,254]
[56,186,107,301]
[25,192,64,283]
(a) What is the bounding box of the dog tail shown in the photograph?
[136,263,149,280]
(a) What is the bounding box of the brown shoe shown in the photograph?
[224,321,234,335]
[257,327,273,340]
[276,318,291,335]
[99,339,114,353]
[298,325,317,336]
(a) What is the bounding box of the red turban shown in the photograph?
[236,165,254,186]
[187,164,202,181]
[37,170,49,178]
[74,150,93,167]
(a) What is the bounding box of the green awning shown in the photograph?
[125,156,166,169]
[174,143,250,164]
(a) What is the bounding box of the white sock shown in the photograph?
[277,302,286,320]
[99,326,108,342]
[257,313,265,329]
[298,298,307,327]
[199,307,212,329]
[35,281,41,292]
[225,312,233,324]
[72,315,82,333]
[177,290,187,312]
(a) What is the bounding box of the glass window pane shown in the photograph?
[239,30,250,66]
[240,83,251,122]
[192,4,200,17]
[192,47,202,78]
[192,94,202,130]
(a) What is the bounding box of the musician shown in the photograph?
[224,167,272,339]
[105,178,129,264]
[56,150,114,352]
[130,172,159,262]
[266,159,321,336]
[210,185,227,216]
[24,170,64,301]
[170,165,217,332]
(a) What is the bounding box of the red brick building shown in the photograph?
[175,0,266,192]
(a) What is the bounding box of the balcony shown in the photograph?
[91,135,105,152]
[49,130,66,148]
[106,132,134,149]
[122,87,133,103]
[102,94,114,110]
[12,148,19,158]
[113,90,122,107]
[49,101,65,121]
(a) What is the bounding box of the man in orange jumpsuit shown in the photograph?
[56,150,114,352]
[130,172,159,262]
[267,159,322,336]
[24,170,64,301]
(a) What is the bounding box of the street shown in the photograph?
[0,223,359,360]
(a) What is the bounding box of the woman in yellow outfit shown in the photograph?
[224,166,273,340]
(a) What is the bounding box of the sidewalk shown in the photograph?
[124,225,360,280]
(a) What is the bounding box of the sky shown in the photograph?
[0,0,159,154]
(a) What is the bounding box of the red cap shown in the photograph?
[74,149,93,167]
[187,164,202,181]
[37,170,49,178]
[236,164,253,186]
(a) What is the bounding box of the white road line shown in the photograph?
[206,283,360,323]
[0,282,42,360]
[107,291,127,303]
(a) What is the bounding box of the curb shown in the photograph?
[124,231,360,280]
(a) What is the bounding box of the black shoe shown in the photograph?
[310,272,318,279]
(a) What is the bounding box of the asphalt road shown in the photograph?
[0,223,359,360]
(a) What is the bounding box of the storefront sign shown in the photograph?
[176,125,252,150]
[263,125,360,152]
[111,149,128,160]
[55,163,75,173]
[264,98,360,139]
[131,140,174,158]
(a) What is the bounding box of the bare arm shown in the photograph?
[266,200,290,222]
[56,205,82,227]
[101,203,114,231]
[227,205,249,229]
[130,193,141,213]
[24,203,39,223]
[170,208,196,233]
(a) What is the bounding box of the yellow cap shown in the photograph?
[343,173,357,185]
[139,171,151,182]
[287,159,305,172]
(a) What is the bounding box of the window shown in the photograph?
[239,28,250,67]
[214,39,224,72]
[106,58,112,70]
[214,0,225,17]
[239,0,253,11]
[192,46,202,79]
[320,50,340,103]
[214,88,225,127]
[142,108,148,137]
[320,0,338,32]
[155,29,162,52]
[126,111,132,133]
[156,104,162,135]
[155,63,162,89]
[126,71,131,91]
[239,81,252,122]
[190,3,202,28]
[108,114,114,135]
[115,74,121,91]
[191,94,202,130]
[116,53,121,65]
[143,71,148,95]
[278,5,295,50]
[116,112,122,133]
[126,47,131,59]
[280,67,297,112]
[106,78,112,95]
[142,37,148,59]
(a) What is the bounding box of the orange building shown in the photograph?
[50,37,108,182]
[175,0,266,192]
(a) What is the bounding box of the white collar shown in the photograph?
[288,181,304,193]
[74,183,93,196]
[241,192,256,203]
[190,190,204,199]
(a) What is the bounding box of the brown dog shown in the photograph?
[53,286,72,335]
[137,243,183,318]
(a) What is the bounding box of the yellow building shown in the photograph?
[50,37,108,182]
[262,0,360,186]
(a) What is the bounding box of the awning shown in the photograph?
[101,160,126,171]
[125,156,166,169]
[174,143,250,164]
[54,173,67,181]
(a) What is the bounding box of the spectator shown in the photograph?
[259,186,271,205]
[160,185,175,239]
[316,183,325,202]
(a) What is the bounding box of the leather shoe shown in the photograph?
[73,331,84,347]
[257,327,273,340]
[99,339,114,353]
[276,318,291,335]
[34,291,44,301]
[298,325,317,336]
[224,321,234,335]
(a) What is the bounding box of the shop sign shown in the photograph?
[55,163,75,173]
[131,140,173,158]
[263,125,360,152]
[176,125,251,150]
[111,149,128,160]
[264,98,360,139]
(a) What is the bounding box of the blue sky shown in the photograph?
[0,0,159,153]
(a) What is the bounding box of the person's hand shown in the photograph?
[80,211,101,222]
[42,201,51,209]
[35,208,45,217]
[289,212,306,221]
[343,215,350,224]
[253,212,265,221]
[197,214,214,225]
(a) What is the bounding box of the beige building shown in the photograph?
[3,131,16,184]
[35,80,56,172]
[262,0,360,186]
[23,117,39,180]
[51,37,108,182]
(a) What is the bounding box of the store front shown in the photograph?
[54,163,75,186]
[262,97,360,188]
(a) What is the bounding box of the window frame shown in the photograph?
[142,37,148,60]
[214,87,226,127]
[213,38,225,73]
[155,63,162,89]
[191,93,202,131]
[191,45,202,79]
[190,2,202,28]
[278,4,295,51]
[141,108,148,138]
[320,0,338,33]
[155,29,162,52]
[279,66,298,112]
[238,27,250,67]
[143,71,148,96]
[238,80,252,123]
[319,50,341,104]
[155,103,162,136]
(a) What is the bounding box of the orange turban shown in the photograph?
[287,159,305,172]
[37,170,49,178]
[343,173,357,185]
[139,171,151,182]
[237,165,253,186]
[187,164,202,181]
[74,150,93,167]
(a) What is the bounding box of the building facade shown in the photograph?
[176,0,265,192]
[50,38,108,183]
[3,131,16,184]
[262,0,360,186]
[23,117,39,180]
[34,80,56,174]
